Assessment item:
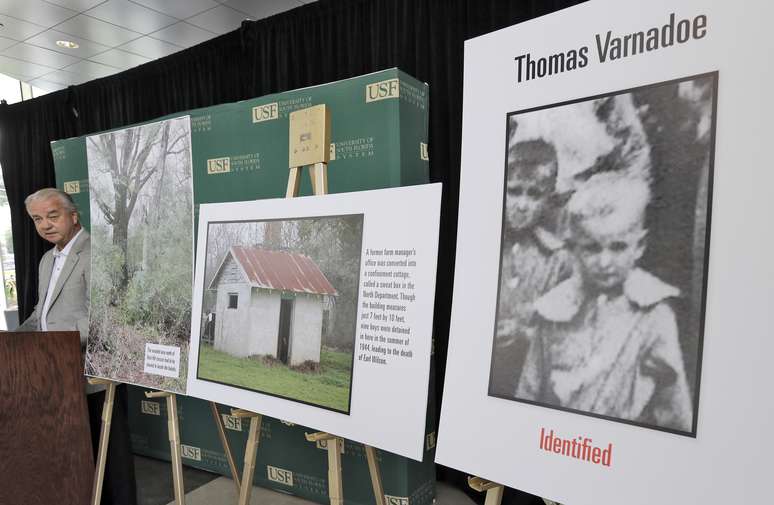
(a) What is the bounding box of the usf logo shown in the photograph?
[63,181,81,194]
[385,495,409,505]
[252,102,279,123]
[267,465,294,486]
[366,78,399,103]
[140,400,160,416]
[207,157,230,174]
[181,444,202,461]
[221,414,242,432]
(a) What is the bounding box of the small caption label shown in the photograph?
[143,343,181,378]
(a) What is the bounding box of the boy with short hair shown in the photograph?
[517,171,693,432]
[490,138,574,397]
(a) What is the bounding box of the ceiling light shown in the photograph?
[56,40,79,49]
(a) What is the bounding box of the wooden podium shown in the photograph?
[0,331,94,505]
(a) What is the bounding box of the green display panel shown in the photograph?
[51,138,91,230]
[54,68,429,229]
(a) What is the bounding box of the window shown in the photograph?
[228,293,238,309]
[0,175,16,330]
[0,73,23,104]
[0,72,49,103]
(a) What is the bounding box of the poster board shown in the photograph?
[187,184,441,461]
[85,116,194,393]
[435,1,774,503]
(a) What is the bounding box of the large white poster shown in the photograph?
[86,116,193,393]
[187,184,441,460]
[436,1,773,503]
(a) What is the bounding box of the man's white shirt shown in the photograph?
[40,228,83,331]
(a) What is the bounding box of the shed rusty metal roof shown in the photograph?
[229,245,337,296]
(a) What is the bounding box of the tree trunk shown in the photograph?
[112,188,130,292]
[265,221,283,249]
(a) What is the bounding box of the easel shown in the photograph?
[88,377,240,505]
[211,402,242,493]
[231,104,386,505]
[286,103,331,198]
[304,432,386,505]
[144,390,186,505]
[231,416,387,505]
[89,378,117,505]
[231,409,261,505]
[468,476,561,505]
[290,104,385,505]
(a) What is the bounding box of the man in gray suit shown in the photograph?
[18,187,136,505]
[18,187,90,338]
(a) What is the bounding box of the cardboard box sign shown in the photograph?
[289,104,332,167]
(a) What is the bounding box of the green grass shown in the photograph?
[197,345,353,412]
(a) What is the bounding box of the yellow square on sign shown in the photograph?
[289,104,331,167]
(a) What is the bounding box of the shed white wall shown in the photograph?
[290,294,323,366]
[213,281,252,358]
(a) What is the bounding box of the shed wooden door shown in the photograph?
[278,298,293,364]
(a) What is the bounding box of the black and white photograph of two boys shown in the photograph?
[489,73,717,436]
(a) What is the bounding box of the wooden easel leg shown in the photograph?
[286,166,303,197]
[326,437,344,505]
[364,445,385,505]
[91,381,117,505]
[166,394,186,505]
[232,410,262,505]
[210,402,241,492]
[485,486,504,505]
[313,162,328,195]
[287,162,327,197]
[468,476,504,505]
[145,391,186,505]
[309,164,317,194]
[305,432,344,505]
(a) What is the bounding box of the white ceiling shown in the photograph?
[0,0,315,92]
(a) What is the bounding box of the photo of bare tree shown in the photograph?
[86,116,193,393]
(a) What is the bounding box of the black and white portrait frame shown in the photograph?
[487,72,718,437]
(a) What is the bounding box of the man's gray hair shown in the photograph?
[25,187,78,214]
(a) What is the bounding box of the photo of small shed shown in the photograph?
[208,245,337,367]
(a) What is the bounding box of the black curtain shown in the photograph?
[0,0,583,502]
